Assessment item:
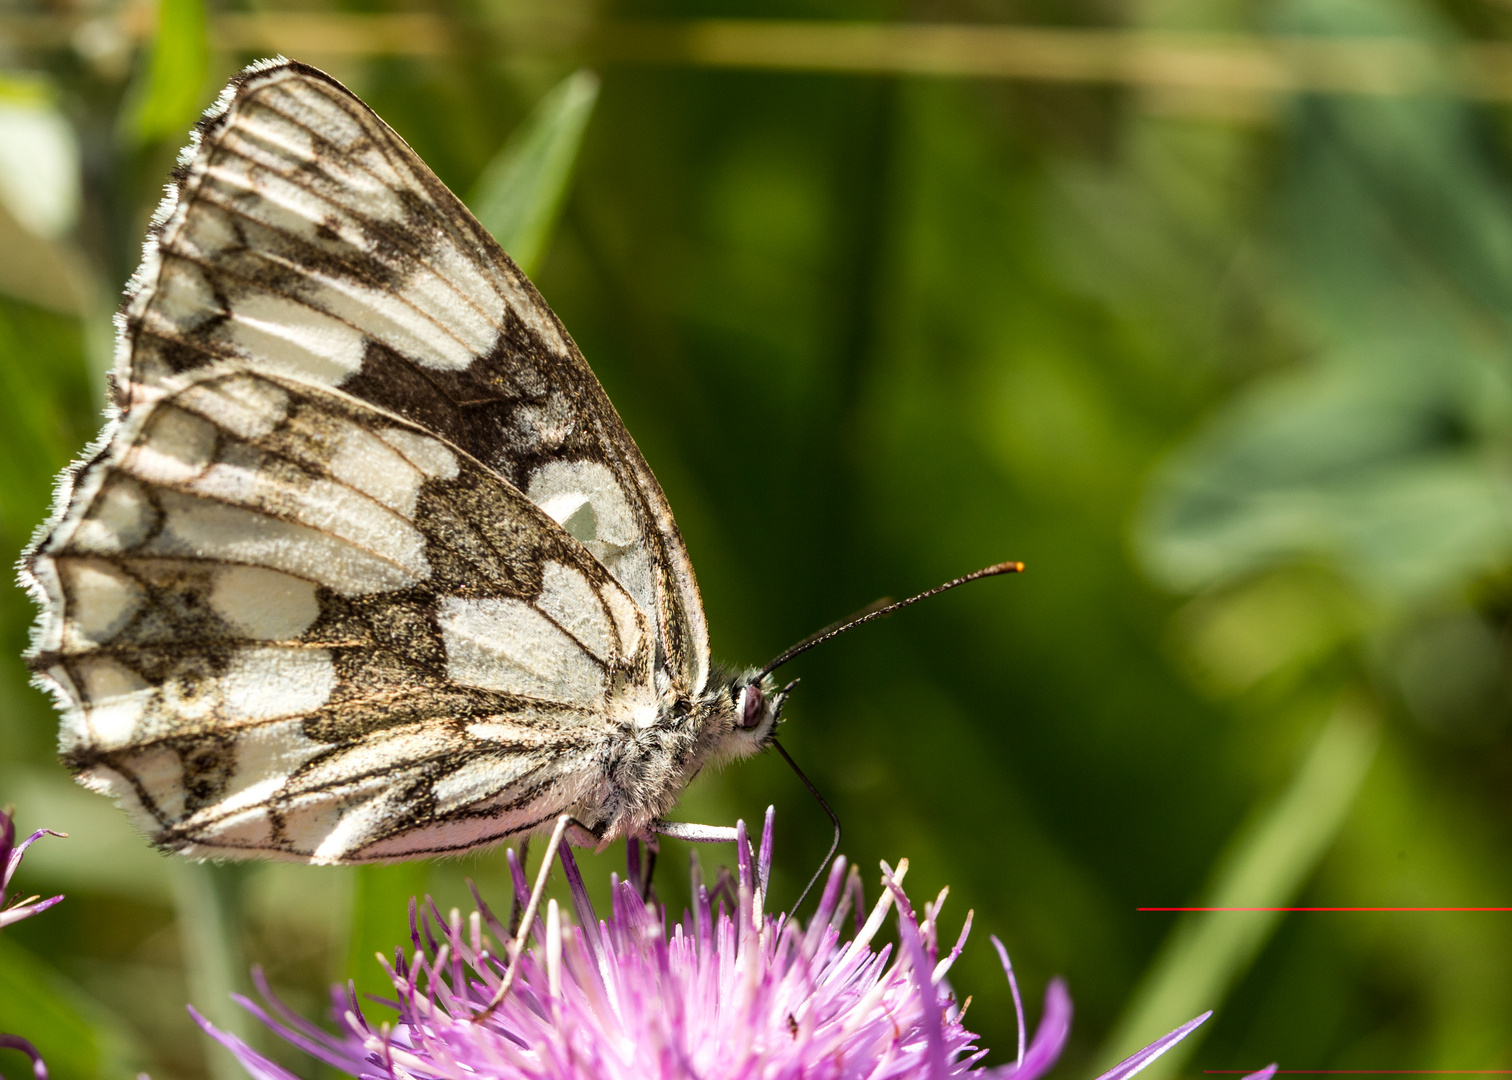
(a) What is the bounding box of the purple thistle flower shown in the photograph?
[195,810,1276,1080]
[1,805,65,1080]
[0,807,64,931]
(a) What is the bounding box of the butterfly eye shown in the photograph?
[738,684,766,730]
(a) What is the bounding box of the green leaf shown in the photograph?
[1094,699,1380,1080]
[468,70,600,276]
[0,935,143,1080]
[128,0,210,145]
[1137,361,1512,606]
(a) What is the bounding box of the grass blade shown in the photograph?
[1094,697,1380,1080]
[468,70,600,276]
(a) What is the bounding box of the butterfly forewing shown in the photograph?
[24,60,718,862]
[124,60,707,696]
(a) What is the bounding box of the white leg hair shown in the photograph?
[654,820,739,843]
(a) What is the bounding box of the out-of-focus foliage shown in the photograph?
[126,0,209,144]
[5,0,1512,1078]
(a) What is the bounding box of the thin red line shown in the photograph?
[1137,901,1512,907]
[1204,1071,1512,1074]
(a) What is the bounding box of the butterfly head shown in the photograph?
[717,671,794,756]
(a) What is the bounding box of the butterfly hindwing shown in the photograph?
[28,368,656,862]
[123,59,708,698]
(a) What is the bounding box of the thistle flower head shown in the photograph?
[197,810,1275,1080]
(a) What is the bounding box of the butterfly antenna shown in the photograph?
[758,561,1024,679]
[771,738,841,915]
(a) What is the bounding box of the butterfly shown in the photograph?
[22,60,1019,866]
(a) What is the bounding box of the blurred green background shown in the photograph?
[5,0,1512,1078]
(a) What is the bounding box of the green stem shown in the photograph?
[344,863,430,1011]
[172,861,254,1080]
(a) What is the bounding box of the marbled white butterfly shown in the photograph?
[22,60,1019,866]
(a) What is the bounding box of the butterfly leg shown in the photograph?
[649,821,754,903]
[476,813,572,1021]
[653,821,740,843]
[642,846,657,902]
[627,837,659,902]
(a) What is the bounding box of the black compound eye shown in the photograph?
[738,684,766,730]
